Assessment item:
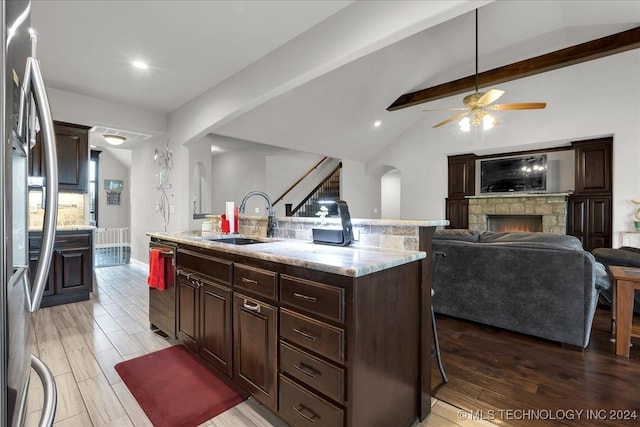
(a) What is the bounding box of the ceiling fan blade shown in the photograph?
[488,102,547,110]
[476,89,504,107]
[423,107,467,112]
[433,111,469,128]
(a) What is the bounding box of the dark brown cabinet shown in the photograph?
[232,262,279,411]
[172,242,426,427]
[573,138,612,194]
[29,121,90,193]
[445,154,476,229]
[445,198,469,230]
[568,137,612,251]
[568,196,612,251]
[28,229,93,307]
[233,292,278,411]
[447,154,476,197]
[176,248,233,377]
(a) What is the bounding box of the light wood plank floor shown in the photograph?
[26,262,493,427]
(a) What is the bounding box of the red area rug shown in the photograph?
[115,345,246,427]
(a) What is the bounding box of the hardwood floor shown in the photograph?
[25,262,489,427]
[431,309,640,427]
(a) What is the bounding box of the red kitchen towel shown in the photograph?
[147,249,165,290]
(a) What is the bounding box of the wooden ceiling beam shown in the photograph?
[387,26,640,111]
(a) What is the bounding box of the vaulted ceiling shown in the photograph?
[32,1,640,162]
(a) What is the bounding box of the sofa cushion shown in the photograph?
[478,231,584,250]
[433,229,481,242]
[594,261,611,291]
[593,247,640,267]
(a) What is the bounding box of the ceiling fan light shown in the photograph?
[459,117,471,132]
[103,134,126,145]
[482,114,496,130]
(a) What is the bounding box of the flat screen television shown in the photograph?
[480,154,547,193]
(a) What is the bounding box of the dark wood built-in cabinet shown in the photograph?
[28,229,93,307]
[568,138,612,251]
[445,154,476,229]
[29,121,90,193]
[445,138,612,250]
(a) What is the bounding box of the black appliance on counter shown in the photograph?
[148,239,177,338]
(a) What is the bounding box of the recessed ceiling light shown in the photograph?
[132,60,148,70]
[374,120,382,127]
[211,145,223,153]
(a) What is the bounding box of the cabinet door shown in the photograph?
[233,293,277,411]
[448,154,476,197]
[177,274,199,351]
[587,197,611,250]
[573,138,612,194]
[28,251,54,297]
[200,281,233,377]
[53,247,92,294]
[445,198,469,229]
[567,197,587,247]
[567,196,611,251]
[30,121,89,192]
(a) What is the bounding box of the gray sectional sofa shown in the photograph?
[431,229,611,348]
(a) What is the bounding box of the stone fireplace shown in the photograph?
[468,193,568,234]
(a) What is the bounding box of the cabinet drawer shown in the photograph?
[280,308,344,364]
[280,275,344,323]
[233,264,277,300]
[29,232,91,250]
[177,249,232,286]
[279,374,344,427]
[280,341,344,403]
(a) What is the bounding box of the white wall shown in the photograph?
[381,169,401,219]
[130,137,190,263]
[367,50,640,247]
[265,150,327,216]
[340,159,371,218]
[96,148,130,230]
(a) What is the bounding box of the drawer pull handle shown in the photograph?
[241,277,258,285]
[294,363,318,379]
[243,300,261,313]
[293,292,317,303]
[293,405,318,423]
[293,328,317,342]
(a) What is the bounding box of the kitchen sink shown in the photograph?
[205,237,268,245]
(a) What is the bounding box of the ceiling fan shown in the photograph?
[427,9,546,131]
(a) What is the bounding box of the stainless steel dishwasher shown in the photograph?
[148,239,177,338]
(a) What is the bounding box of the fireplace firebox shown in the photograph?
[487,215,543,233]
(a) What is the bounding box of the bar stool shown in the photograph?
[431,289,448,383]
[432,251,448,383]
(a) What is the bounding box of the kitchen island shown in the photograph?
[147,220,444,427]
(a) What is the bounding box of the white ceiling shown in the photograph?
[31,1,640,162]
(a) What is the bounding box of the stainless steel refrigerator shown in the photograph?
[2,0,59,425]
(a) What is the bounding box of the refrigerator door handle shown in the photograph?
[19,41,59,312]
[30,355,57,427]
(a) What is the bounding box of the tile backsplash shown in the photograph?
[29,191,85,229]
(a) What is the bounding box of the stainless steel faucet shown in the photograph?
[239,191,276,237]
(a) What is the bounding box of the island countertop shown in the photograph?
[147,230,427,277]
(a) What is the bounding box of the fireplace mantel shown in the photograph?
[467,193,569,234]
[466,192,571,199]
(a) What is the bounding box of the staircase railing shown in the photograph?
[273,156,328,207]
[286,162,342,217]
